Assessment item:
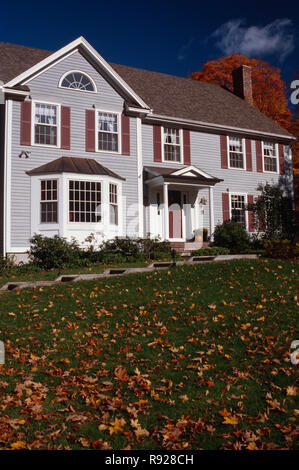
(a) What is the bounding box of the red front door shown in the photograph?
[169,190,182,239]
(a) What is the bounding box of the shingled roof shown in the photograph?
[0,41,293,139]
[26,156,125,180]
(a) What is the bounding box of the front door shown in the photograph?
[169,190,182,239]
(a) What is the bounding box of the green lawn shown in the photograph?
[0,259,298,450]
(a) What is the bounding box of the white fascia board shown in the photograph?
[171,165,215,179]
[146,113,296,143]
[4,36,150,110]
[1,87,30,97]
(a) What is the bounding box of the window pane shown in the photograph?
[69,180,101,223]
[230,195,246,227]
[98,132,118,152]
[163,128,181,162]
[264,157,277,172]
[61,72,95,91]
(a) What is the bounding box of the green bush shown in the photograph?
[0,255,16,272]
[192,246,230,256]
[213,221,250,254]
[99,237,140,261]
[138,237,171,259]
[29,234,83,269]
[263,240,299,259]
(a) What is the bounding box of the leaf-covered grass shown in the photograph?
[0,261,151,285]
[0,259,298,450]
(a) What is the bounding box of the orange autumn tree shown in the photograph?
[191,54,298,208]
[191,54,292,129]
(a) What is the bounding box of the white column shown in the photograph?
[209,186,214,242]
[136,117,144,237]
[163,183,169,241]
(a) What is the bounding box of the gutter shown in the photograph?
[145,113,296,143]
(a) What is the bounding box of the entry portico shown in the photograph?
[144,166,222,243]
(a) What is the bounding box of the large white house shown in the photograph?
[0,37,295,261]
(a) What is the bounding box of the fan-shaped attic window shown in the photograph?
[60,71,96,92]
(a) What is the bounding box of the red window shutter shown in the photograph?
[278,144,285,174]
[247,194,255,232]
[256,140,263,172]
[220,135,228,169]
[153,125,162,162]
[222,193,230,222]
[183,129,191,165]
[85,110,95,152]
[121,114,130,155]
[20,101,31,146]
[245,139,252,171]
[61,106,71,150]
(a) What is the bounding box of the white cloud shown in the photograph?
[211,18,295,62]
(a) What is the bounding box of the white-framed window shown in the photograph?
[69,180,101,223]
[263,142,278,173]
[33,102,59,147]
[97,111,120,153]
[59,71,96,92]
[230,194,247,228]
[40,179,58,223]
[162,127,182,163]
[109,183,118,225]
[228,136,245,169]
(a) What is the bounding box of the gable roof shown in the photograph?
[111,63,292,139]
[144,166,222,186]
[26,156,125,180]
[0,39,293,140]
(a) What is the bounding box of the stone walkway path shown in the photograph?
[0,254,258,294]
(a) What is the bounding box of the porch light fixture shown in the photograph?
[200,197,207,205]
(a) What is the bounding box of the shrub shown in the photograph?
[248,183,296,241]
[99,237,141,262]
[213,221,250,253]
[192,246,230,256]
[0,255,16,272]
[263,240,299,259]
[138,237,171,259]
[29,234,83,269]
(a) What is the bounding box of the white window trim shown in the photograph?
[109,183,119,226]
[227,136,246,170]
[95,109,122,155]
[31,100,61,148]
[262,141,279,174]
[161,126,184,164]
[58,70,97,93]
[40,178,59,224]
[68,178,102,224]
[29,172,123,240]
[229,192,248,231]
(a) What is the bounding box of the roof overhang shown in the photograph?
[144,165,222,187]
[145,113,296,143]
[4,36,151,111]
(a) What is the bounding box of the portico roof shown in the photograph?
[144,165,222,186]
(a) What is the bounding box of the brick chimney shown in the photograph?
[232,65,253,105]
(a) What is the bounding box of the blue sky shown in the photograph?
[1,0,298,87]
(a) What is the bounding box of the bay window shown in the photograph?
[40,180,58,223]
[109,183,118,225]
[69,180,101,223]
